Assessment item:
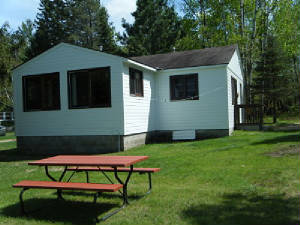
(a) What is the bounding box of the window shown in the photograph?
[23,73,60,111]
[231,77,237,105]
[68,67,111,108]
[129,68,143,97]
[240,83,243,104]
[170,74,199,101]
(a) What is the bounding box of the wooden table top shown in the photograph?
[28,155,149,167]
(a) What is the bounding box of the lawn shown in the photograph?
[0,132,16,141]
[0,129,299,225]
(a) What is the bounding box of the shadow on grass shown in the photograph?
[182,193,300,225]
[1,198,120,225]
[58,191,144,201]
[0,148,47,162]
[252,133,300,145]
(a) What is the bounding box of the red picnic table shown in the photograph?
[14,155,150,221]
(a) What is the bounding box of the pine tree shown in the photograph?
[252,35,289,123]
[29,0,117,57]
[121,0,183,56]
[67,0,117,53]
[29,0,69,57]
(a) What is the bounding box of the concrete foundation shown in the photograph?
[237,124,260,131]
[196,129,231,139]
[17,135,121,154]
[17,129,230,154]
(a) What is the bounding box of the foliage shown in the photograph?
[0,22,33,111]
[29,0,69,57]
[121,0,184,56]
[66,0,117,53]
[177,0,300,114]
[252,35,288,119]
[29,0,118,57]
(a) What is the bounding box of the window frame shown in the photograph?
[22,72,61,112]
[67,66,111,109]
[129,68,144,97]
[169,73,199,101]
[231,77,238,105]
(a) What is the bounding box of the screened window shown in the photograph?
[129,68,143,97]
[170,74,199,101]
[23,73,60,111]
[231,77,238,105]
[68,67,111,108]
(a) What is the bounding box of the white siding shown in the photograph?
[156,66,229,131]
[13,44,124,136]
[227,50,244,131]
[122,63,156,135]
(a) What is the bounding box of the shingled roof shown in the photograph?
[129,44,237,70]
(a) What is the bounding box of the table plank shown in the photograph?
[28,155,149,167]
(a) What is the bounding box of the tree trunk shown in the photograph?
[246,0,258,104]
[239,0,244,37]
[273,99,277,124]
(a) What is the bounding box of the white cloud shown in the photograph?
[102,0,136,33]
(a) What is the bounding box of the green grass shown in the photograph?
[0,130,299,225]
[0,132,16,141]
[264,113,300,125]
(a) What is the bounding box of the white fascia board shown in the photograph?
[124,59,157,72]
[157,64,228,74]
[227,67,243,82]
[64,43,125,62]
[13,42,125,73]
[231,48,245,79]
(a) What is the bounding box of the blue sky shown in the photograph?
[0,0,137,33]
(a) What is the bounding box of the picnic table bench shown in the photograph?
[13,155,160,221]
[67,166,160,194]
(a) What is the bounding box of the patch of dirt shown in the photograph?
[49,167,64,172]
[263,124,300,131]
[0,139,16,143]
[26,168,37,173]
[265,144,300,157]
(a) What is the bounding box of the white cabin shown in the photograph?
[12,43,243,154]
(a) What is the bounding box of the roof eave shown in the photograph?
[158,63,228,73]
[124,59,157,72]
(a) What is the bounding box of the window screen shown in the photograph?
[129,68,143,97]
[68,67,111,108]
[23,73,60,111]
[170,74,199,101]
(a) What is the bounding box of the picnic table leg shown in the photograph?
[44,166,68,199]
[85,171,89,183]
[19,188,29,215]
[113,165,133,204]
[147,173,152,194]
[45,166,56,181]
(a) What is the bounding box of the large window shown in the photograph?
[129,68,143,97]
[170,74,199,101]
[23,73,60,111]
[68,67,111,108]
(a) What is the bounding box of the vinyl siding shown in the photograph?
[13,44,124,136]
[122,63,156,135]
[227,50,244,131]
[155,65,229,131]
[13,44,244,138]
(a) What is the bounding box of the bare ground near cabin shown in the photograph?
[264,124,300,132]
[0,139,16,143]
[265,144,300,157]
[264,123,300,157]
